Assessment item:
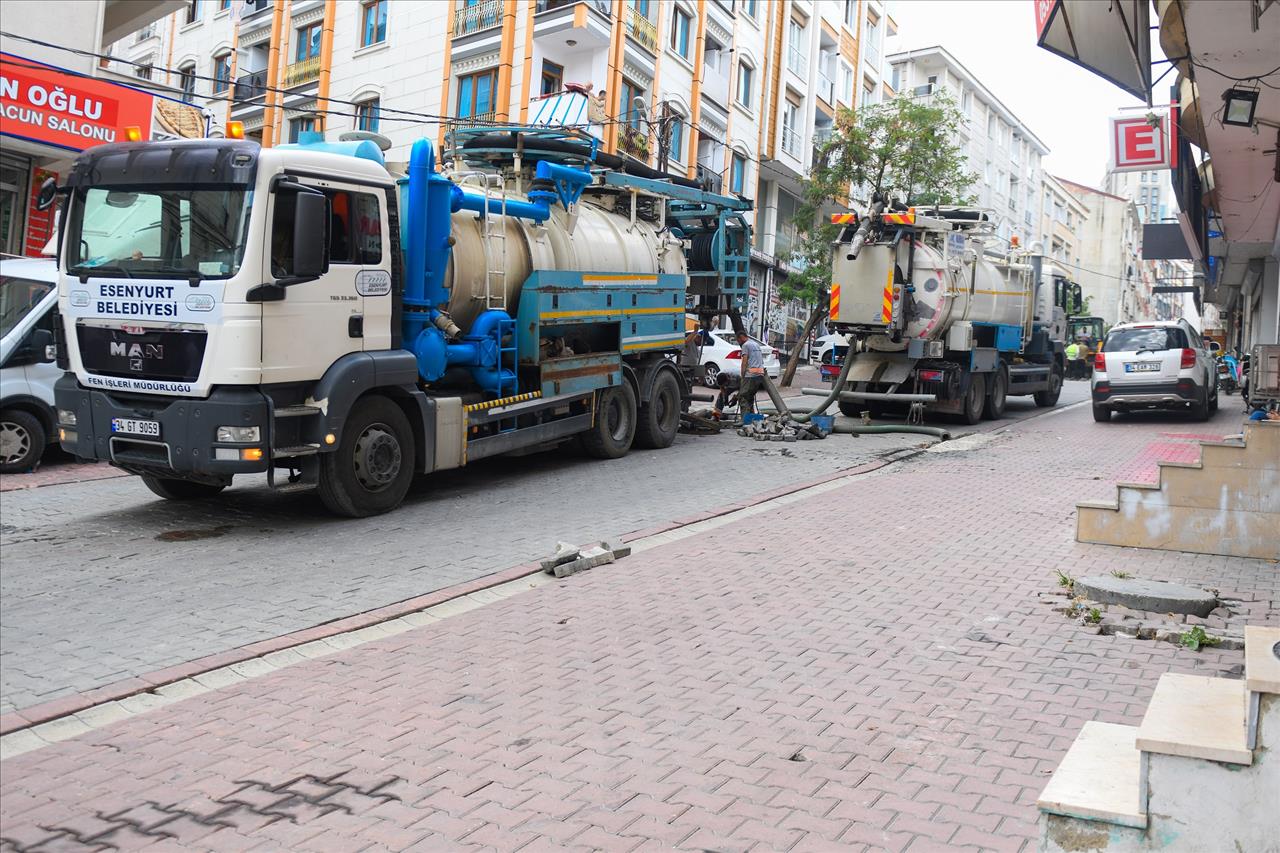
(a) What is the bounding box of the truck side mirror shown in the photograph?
[30,329,55,363]
[291,189,328,279]
[35,177,58,211]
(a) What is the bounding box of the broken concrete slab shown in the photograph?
[539,541,581,571]
[551,547,615,579]
[1075,576,1217,618]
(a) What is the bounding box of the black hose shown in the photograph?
[459,133,703,188]
[791,347,857,422]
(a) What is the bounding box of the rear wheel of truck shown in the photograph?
[635,371,681,449]
[1033,365,1064,407]
[582,383,636,459]
[0,409,44,474]
[982,366,1009,420]
[317,395,416,518]
[957,373,986,425]
[141,475,226,501]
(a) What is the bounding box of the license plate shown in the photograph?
[1124,362,1162,373]
[111,418,161,438]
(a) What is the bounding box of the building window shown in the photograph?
[621,78,646,129]
[456,69,497,118]
[744,0,757,19]
[667,117,684,164]
[844,0,856,28]
[986,111,995,138]
[219,0,231,10]
[289,116,316,143]
[786,19,805,75]
[356,98,380,132]
[864,15,880,65]
[961,89,971,114]
[731,152,747,195]
[889,64,901,92]
[134,63,153,81]
[540,60,563,96]
[213,54,231,93]
[670,7,691,59]
[361,0,388,47]
[781,101,799,156]
[860,79,875,109]
[736,62,753,108]
[296,22,322,61]
[629,0,651,16]
[841,64,854,102]
[185,0,202,24]
[178,63,196,98]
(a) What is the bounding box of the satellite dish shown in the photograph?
[340,130,391,152]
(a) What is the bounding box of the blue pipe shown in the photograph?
[452,184,551,223]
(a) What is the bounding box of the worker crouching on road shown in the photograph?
[736,331,766,414]
[712,372,738,420]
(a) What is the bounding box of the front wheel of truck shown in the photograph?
[317,395,416,518]
[141,475,226,501]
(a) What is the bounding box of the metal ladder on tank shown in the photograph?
[460,173,520,421]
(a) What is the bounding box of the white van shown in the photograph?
[0,256,61,472]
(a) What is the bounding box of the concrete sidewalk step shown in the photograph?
[1245,626,1280,696]
[1037,722,1147,829]
[1135,673,1251,765]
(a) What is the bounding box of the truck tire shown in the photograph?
[957,373,985,425]
[141,475,226,501]
[581,383,636,459]
[1092,404,1111,422]
[982,366,1009,420]
[838,400,862,418]
[0,409,45,473]
[635,371,681,449]
[317,395,416,518]
[1033,365,1063,407]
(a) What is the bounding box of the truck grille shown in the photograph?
[77,325,206,383]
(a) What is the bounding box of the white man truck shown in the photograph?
[47,129,751,516]
[821,204,1075,423]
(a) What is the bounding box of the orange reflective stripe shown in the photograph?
[881,267,894,324]
[829,213,856,224]
[829,282,841,321]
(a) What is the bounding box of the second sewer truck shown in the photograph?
[821,202,1075,423]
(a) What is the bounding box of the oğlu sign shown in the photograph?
[0,52,173,152]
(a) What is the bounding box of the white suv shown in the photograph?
[1091,319,1218,422]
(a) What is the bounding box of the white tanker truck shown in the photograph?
[44,127,752,516]
[821,203,1073,424]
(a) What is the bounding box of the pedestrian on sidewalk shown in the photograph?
[736,331,766,414]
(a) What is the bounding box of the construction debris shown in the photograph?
[736,413,829,442]
[542,538,631,579]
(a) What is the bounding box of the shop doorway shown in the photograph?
[0,154,32,256]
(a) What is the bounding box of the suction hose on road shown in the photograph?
[786,347,858,423]
[831,423,951,439]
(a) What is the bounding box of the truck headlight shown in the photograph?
[58,409,77,426]
[216,425,260,443]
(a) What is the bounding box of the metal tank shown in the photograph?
[441,192,686,331]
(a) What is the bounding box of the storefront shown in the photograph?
[0,51,206,256]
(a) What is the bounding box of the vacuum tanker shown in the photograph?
[822,203,1073,423]
[46,126,752,516]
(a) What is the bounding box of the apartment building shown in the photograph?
[885,46,1048,249]
[1103,167,1174,226]
[1058,178,1150,328]
[98,0,895,348]
[1038,174,1088,271]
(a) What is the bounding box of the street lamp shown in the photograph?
[1221,88,1259,127]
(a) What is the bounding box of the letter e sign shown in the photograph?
[1111,115,1170,172]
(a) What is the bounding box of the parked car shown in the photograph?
[1090,319,1218,422]
[690,329,781,387]
[811,333,849,366]
[1,255,61,472]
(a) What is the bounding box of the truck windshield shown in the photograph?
[66,186,252,280]
[0,276,54,339]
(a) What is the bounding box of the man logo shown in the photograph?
[110,342,164,359]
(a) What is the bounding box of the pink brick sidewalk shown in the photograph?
[1,406,1273,853]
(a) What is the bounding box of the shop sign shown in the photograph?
[1110,113,1171,173]
[0,52,177,152]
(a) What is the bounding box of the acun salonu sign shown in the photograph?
[0,52,157,151]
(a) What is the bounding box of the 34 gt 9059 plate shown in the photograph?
[111,418,161,438]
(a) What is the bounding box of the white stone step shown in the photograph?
[1037,721,1147,829]
[1135,673,1251,765]
[1245,626,1280,696]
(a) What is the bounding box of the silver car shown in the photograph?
[1090,319,1218,422]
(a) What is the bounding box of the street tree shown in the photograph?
[777,92,974,386]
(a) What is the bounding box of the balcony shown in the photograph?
[619,126,650,159]
[624,5,658,53]
[780,125,802,159]
[456,0,501,36]
[454,111,496,129]
[787,45,807,78]
[702,64,730,109]
[283,55,320,87]
[234,68,268,100]
[817,71,834,104]
[536,0,609,12]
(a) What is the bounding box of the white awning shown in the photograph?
[1035,0,1151,103]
